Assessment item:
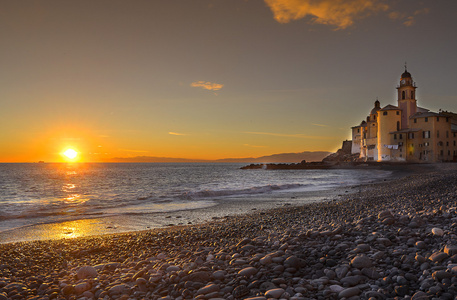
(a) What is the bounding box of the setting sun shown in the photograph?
[63,149,78,160]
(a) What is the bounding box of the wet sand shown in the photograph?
[1,163,457,299]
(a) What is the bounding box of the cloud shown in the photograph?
[388,7,430,27]
[118,149,149,153]
[169,132,186,136]
[243,144,268,148]
[263,0,389,29]
[244,131,333,139]
[191,81,224,91]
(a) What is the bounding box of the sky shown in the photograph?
[1,0,457,162]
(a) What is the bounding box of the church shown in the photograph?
[351,68,457,162]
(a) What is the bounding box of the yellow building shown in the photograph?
[351,68,457,162]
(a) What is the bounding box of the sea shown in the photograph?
[0,163,393,243]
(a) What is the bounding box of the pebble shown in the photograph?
[76,265,98,279]
[265,288,285,299]
[351,255,372,269]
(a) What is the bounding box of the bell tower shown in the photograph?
[397,64,417,129]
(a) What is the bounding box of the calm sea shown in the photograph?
[0,163,392,243]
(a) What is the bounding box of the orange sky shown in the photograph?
[1,1,456,162]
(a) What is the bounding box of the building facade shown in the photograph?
[351,69,457,162]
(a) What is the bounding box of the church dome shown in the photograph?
[370,107,381,115]
[401,70,411,79]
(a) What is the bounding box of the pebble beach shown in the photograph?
[1,164,457,300]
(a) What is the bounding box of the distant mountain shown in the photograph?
[110,151,332,163]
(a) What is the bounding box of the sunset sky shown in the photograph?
[1,1,457,162]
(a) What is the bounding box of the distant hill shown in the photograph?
[110,151,332,163]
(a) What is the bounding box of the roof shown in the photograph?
[417,107,430,113]
[379,104,400,111]
[410,112,442,119]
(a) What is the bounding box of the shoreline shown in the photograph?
[0,164,412,245]
[2,164,457,299]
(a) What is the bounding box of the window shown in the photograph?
[437,130,440,138]
[409,133,414,139]
[425,117,428,122]
[399,134,403,139]
[394,134,397,139]
[411,91,414,98]
[396,111,400,115]
[402,91,405,99]
[423,131,430,138]
[446,142,449,146]
[437,117,440,122]
[397,121,400,131]
[414,118,417,123]
[454,141,456,146]
[447,117,449,122]
[424,142,429,146]
[440,150,444,156]
[446,131,449,138]
[449,150,451,156]
[357,128,360,133]
[383,111,388,116]
[438,141,443,146]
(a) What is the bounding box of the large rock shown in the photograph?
[76,266,98,279]
[338,287,360,298]
[351,255,372,269]
[429,252,448,263]
[238,267,258,277]
[444,245,457,256]
[265,288,285,299]
[197,284,220,295]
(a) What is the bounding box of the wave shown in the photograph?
[178,183,305,199]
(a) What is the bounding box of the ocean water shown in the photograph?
[0,163,392,243]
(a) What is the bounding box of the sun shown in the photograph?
[63,149,78,160]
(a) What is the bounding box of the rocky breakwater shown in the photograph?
[1,165,457,299]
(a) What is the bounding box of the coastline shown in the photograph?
[1,163,457,299]
[0,164,410,244]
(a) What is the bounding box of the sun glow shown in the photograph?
[63,149,78,160]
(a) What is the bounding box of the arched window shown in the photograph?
[402,91,405,99]
[397,121,400,131]
[411,91,414,99]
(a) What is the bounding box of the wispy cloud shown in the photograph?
[191,81,224,91]
[118,149,149,153]
[263,0,389,29]
[244,131,333,139]
[388,7,430,27]
[243,144,268,148]
[169,132,186,136]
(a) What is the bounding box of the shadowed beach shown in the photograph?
[1,164,457,299]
